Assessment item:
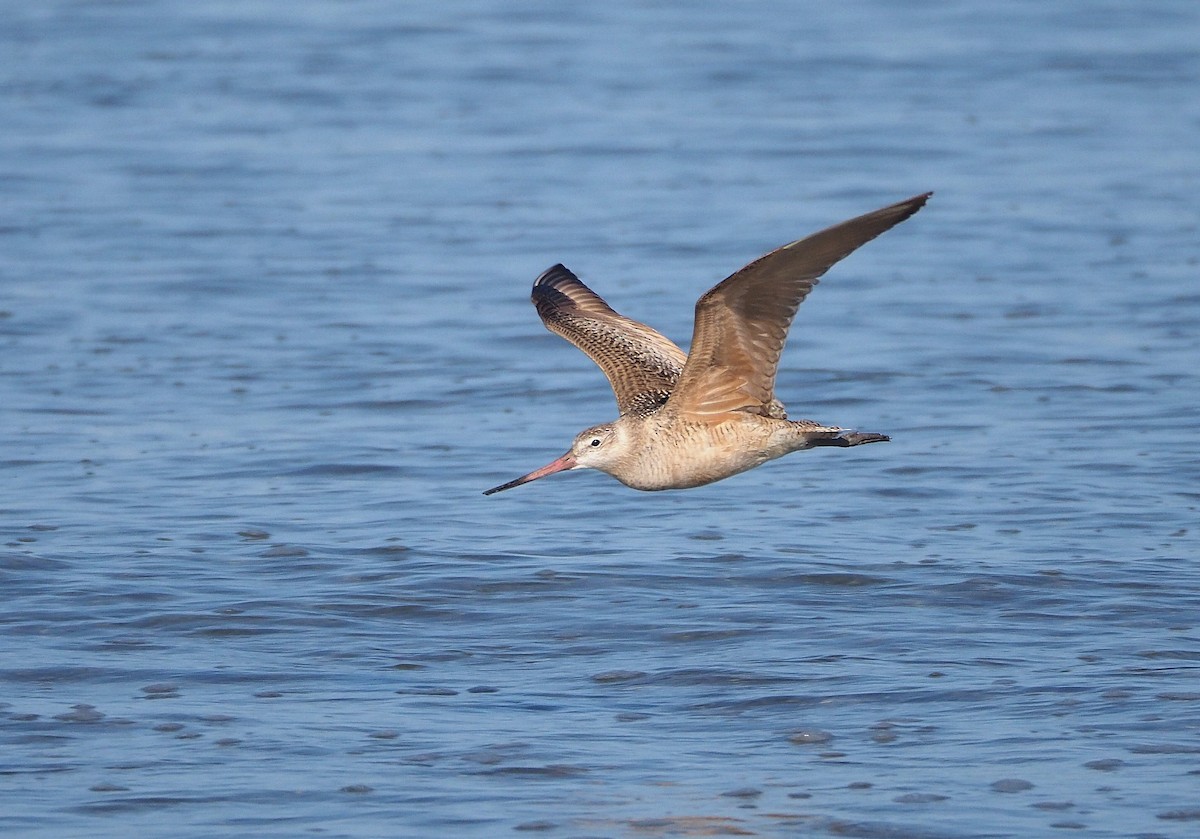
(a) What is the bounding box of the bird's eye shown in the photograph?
[590,438,601,447]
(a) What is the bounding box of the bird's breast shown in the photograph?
[607,415,782,490]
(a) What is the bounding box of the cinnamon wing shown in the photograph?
[532,264,688,415]
[667,193,931,417]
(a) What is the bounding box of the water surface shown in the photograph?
[2,1,1199,837]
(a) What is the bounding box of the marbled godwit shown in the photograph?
[484,193,930,495]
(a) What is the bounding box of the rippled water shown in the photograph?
[3,1,1199,837]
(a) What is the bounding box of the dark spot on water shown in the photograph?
[628,817,752,835]
[788,729,833,746]
[1157,809,1200,821]
[140,683,179,697]
[1137,649,1200,661]
[54,704,104,723]
[396,686,457,696]
[792,572,891,587]
[663,629,749,643]
[1084,758,1124,771]
[991,778,1034,793]
[721,787,762,798]
[1130,743,1200,754]
[340,784,372,794]
[482,765,587,779]
[260,545,309,558]
[894,793,948,803]
[364,543,410,555]
[591,670,646,683]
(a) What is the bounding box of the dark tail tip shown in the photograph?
[809,431,890,448]
[841,431,890,446]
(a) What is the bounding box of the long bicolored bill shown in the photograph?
[483,451,577,496]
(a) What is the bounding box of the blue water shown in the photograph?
[3,1,1199,837]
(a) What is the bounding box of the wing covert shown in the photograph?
[532,265,688,415]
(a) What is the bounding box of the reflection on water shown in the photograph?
[3,0,1199,836]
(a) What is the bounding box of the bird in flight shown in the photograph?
[484,192,930,495]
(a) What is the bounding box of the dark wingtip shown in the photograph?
[533,263,580,289]
[531,264,587,308]
[896,191,932,220]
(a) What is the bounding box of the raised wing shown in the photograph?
[532,264,688,415]
[667,193,931,417]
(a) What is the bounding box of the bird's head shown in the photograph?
[482,422,624,495]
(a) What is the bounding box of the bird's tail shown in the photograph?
[807,429,890,447]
